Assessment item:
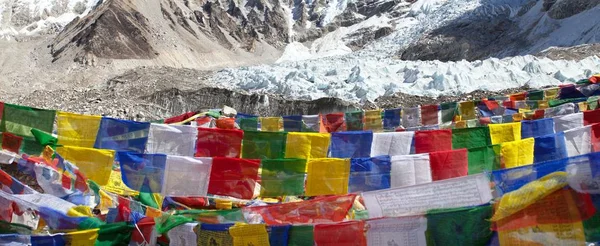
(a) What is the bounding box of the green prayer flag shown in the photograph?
[588,96,600,110]
[175,209,245,223]
[527,90,544,100]
[31,128,59,147]
[78,217,106,230]
[440,102,457,123]
[0,220,32,235]
[345,111,364,131]
[0,104,56,155]
[138,192,159,210]
[288,225,314,246]
[426,205,493,246]
[452,127,491,149]
[241,131,287,159]
[239,118,258,131]
[584,212,600,242]
[94,222,134,246]
[260,159,307,196]
[154,214,193,234]
[548,98,586,107]
[467,145,501,175]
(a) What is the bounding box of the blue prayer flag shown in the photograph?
[117,152,167,193]
[521,118,555,139]
[348,156,391,192]
[534,132,568,163]
[329,131,373,158]
[383,108,401,130]
[94,117,150,153]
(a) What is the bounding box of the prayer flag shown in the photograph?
[414,129,452,154]
[458,101,476,120]
[314,221,366,246]
[390,154,431,188]
[467,145,501,175]
[553,112,583,133]
[370,132,414,157]
[285,132,330,159]
[241,131,287,159]
[0,104,56,155]
[364,110,383,132]
[229,224,270,246]
[321,113,346,133]
[402,107,420,128]
[584,109,600,125]
[348,156,391,193]
[383,108,401,130]
[1,132,23,153]
[56,112,101,148]
[521,118,555,139]
[452,127,490,149]
[146,123,197,156]
[288,225,313,246]
[421,104,439,126]
[426,205,493,246]
[440,102,457,123]
[117,152,167,193]
[196,128,243,158]
[533,132,568,163]
[283,115,303,132]
[94,118,150,153]
[500,138,535,168]
[161,156,211,197]
[345,111,364,131]
[564,125,592,157]
[429,149,468,181]
[489,122,521,145]
[329,131,373,158]
[260,117,282,132]
[260,159,307,197]
[207,157,260,199]
[305,158,350,196]
[56,146,115,186]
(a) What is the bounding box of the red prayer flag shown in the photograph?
[196,128,243,158]
[492,188,596,231]
[414,129,452,154]
[116,197,132,222]
[429,149,468,181]
[502,100,516,109]
[1,132,22,153]
[322,113,346,133]
[207,157,260,199]
[509,92,526,101]
[584,109,600,125]
[164,111,197,124]
[0,102,4,123]
[591,123,600,152]
[483,100,499,110]
[216,118,236,129]
[130,217,156,244]
[314,221,366,246]
[421,105,439,126]
[243,194,357,225]
[479,117,491,126]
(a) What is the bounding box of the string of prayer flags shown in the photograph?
[56,111,101,148]
[56,146,115,186]
[0,103,56,155]
[564,125,592,157]
[459,101,477,120]
[489,122,522,145]
[521,118,554,138]
[414,129,452,154]
[288,225,314,246]
[242,194,356,225]
[241,131,287,159]
[425,205,493,245]
[313,221,366,246]
[161,156,211,197]
[553,112,584,133]
[229,224,270,246]
[467,145,501,175]
[259,159,307,197]
[348,156,391,193]
[364,110,383,132]
[429,149,468,181]
[345,111,364,131]
[421,104,439,126]
[533,132,568,163]
[584,109,600,125]
[305,158,350,196]
[196,128,243,158]
[390,154,432,188]
[260,117,282,132]
[500,138,535,168]
[146,123,196,156]
[329,131,373,158]
[370,132,414,157]
[452,127,491,149]
[94,118,150,153]
[283,115,303,132]
[1,132,22,153]
[382,108,401,130]
[117,152,167,193]
[362,174,493,218]
[207,157,260,199]
[284,132,330,159]
[301,115,320,132]
[321,113,346,133]
[402,107,421,128]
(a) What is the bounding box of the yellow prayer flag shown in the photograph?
[500,138,534,168]
[579,102,588,112]
[146,207,162,218]
[454,120,467,129]
[67,228,99,245]
[459,101,476,120]
[544,88,559,101]
[492,171,568,222]
[538,100,549,109]
[57,146,115,186]
[56,111,102,148]
[229,224,270,246]
[498,222,585,245]
[285,132,330,159]
[364,110,383,132]
[260,117,282,132]
[512,113,524,122]
[305,158,350,196]
[489,122,522,145]
[66,205,93,217]
[103,170,139,196]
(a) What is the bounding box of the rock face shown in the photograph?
[400,0,600,62]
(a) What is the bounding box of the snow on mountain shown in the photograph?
[211,0,600,103]
[0,0,100,39]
